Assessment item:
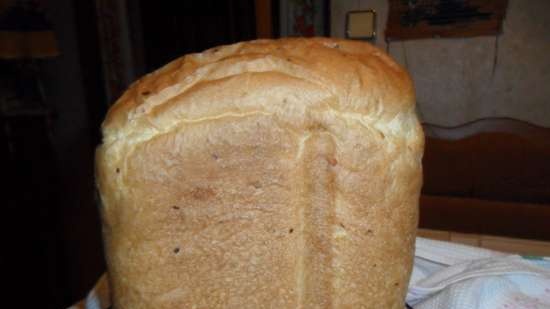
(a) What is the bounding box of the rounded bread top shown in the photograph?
[100,37,416,146]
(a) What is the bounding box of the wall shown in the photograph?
[42,0,89,149]
[331,0,550,127]
[42,0,106,305]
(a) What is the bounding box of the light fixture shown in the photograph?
[345,10,377,41]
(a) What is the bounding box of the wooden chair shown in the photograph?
[420,118,550,242]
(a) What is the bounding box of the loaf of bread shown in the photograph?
[96,38,423,309]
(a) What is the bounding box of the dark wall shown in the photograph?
[3,1,258,307]
[1,0,107,308]
[1,1,259,307]
[41,0,106,307]
[138,0,256,72]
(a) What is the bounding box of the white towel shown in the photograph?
[409,237,550,309]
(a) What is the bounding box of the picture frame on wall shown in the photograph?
[385,0,508,41]
[279,0,330,37]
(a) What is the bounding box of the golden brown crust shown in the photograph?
[101,38,415,145]
[96,38,423,309]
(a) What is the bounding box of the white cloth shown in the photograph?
[70,237,550,309]
[409,237,550,309]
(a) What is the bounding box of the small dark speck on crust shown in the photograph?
[212,48,220,53]
[212,153,219,160]
[172,205,180,210]
[115,168,120,173]
[373,264,377,267]
[367,229,373,234]
[189,187,216,200]
[289,228,294,234]
[250,181,262,189]
[286,57,292,62]
[141,90,151,96]
[394,282,399,286]
[173,247,180,254]
[339,223,345,229]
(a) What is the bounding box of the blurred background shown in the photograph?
[0,0,548,307]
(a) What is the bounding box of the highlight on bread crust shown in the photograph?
[96,37,423,309]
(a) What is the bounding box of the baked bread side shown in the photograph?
[96,38,424,309]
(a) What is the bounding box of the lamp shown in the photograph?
[346,10,377,41]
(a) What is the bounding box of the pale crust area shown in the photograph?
[96,38,424,309]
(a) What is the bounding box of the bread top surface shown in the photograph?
[100,38,417,149]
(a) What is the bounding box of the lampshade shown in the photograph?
[0,0,59,59]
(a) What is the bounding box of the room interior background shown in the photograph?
[1,0,549,308]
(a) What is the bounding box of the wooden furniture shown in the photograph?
[420,118,550,241]
[418,229,550,257]
[255,0,273,38]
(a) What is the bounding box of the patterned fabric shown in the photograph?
[409,238,550,309]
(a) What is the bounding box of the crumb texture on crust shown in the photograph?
[96,38,423,309]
